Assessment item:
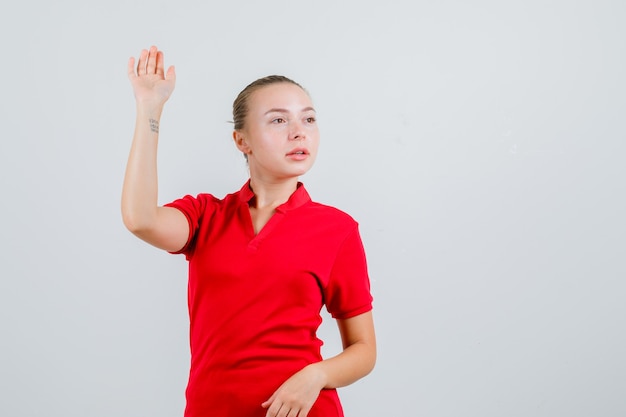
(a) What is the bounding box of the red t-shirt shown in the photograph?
[165,181,373,417]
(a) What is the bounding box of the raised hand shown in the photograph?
[122,46,190,253]
[127,46,176,106]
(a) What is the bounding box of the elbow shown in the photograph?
[122,213,141,235]
[122,215,138,234]
[364,343,377,376]
[349,339,377,378]
[121,209,152,236]
[361,334,377,376]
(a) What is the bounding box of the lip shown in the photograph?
[286,148,309,157]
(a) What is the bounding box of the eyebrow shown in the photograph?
[264,107,316,115]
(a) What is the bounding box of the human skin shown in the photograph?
[232,82,320,235]
[121,46,188,252]
[122,46,376,417]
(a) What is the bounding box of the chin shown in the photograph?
[277,167,312,179]
[293,164,315,177]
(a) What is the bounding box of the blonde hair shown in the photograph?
[232,75,306,131]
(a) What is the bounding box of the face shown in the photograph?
[233,82,319,181]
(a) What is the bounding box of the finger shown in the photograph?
[285,408,300,417]
[276,403,292,417]
[262,392,276,408]
[155,51,165,77]
[166,65,176,82]
[265,401,282,417]
[272,403,288,417]
[127,57,136,79]
[137,49,148,75]
[146,45,158,74]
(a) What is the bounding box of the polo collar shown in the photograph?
[238,180,311,213]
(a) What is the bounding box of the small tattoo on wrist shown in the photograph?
[149,118,159,133]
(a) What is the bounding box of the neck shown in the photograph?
[248,176,299,209]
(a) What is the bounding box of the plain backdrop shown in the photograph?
[1,1,625,416]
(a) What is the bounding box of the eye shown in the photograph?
[305,116,316,124]
[271,117,286,124]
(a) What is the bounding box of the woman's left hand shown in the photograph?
[261,364,327,417]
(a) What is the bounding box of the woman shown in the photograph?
[122,46,376,417]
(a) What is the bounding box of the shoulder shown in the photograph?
[302,200,360,233]
[174,188,244,205]
[295,183,359,226]
[165,189,241,218]
[307,201,356,220]
[166,192,220,209]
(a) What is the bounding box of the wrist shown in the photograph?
[135,101,165,118]
[305,363,329,390]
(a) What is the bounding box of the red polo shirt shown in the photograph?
[165,181,373,417]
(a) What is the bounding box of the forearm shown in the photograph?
[310,337,376,389]
[121,104,164,232]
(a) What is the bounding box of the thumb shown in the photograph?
[166,65,176,81]
[261,392,276,408]
[127,57,136,79]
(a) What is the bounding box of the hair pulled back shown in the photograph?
[232,75,305,131]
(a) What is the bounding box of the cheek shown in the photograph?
[247,127,273,149]
[305,124,319,138]
[255,135,283,156]
[310,131,320,148]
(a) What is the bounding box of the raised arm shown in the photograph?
[121,46,189,252]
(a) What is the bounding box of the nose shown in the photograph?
[289,121,306,141]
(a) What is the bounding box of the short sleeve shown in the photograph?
[324,226,373,319]
[164,194,219,259]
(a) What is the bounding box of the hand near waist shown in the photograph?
[262,363,326,417]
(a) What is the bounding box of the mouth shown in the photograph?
[286,148,309,156]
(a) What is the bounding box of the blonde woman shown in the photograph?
[122,46,376,417]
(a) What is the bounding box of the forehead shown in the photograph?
[248,83,313,113]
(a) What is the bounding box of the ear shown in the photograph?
[233,130,251,155]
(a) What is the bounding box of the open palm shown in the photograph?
[127,46,176,105]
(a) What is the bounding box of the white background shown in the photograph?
[1,1,625,416]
